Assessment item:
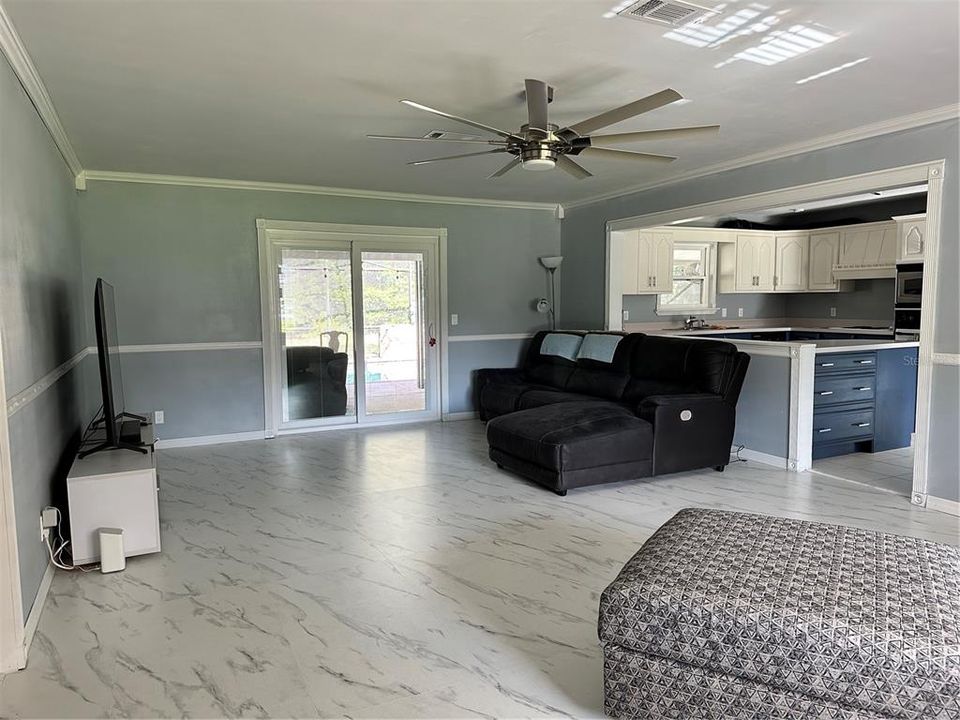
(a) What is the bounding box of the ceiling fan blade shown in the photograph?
[367,134,507,145]
[556,155,593,180]
[588,125,720,146]
[525,79,550,133]
[488,158,521,179]
[408,149,509,166]
[580,147,677,163]
[563,89,683,137]
[400,100,521,140]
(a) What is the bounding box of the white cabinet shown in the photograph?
[808,232,841,290]
[893,214,926,263]
[774,234,808,292]
[622,231,673,294]
[835,222,897,278]
[735,234,776,291]
[67,428,160,565]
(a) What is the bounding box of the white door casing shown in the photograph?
[257,220,446,437]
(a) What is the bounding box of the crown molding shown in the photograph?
[0,2,83,181]
[564,104,960,211]
[81,170,562,213]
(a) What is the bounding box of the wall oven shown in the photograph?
[895,263,923,307]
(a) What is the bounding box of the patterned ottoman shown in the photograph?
[599,509,960,719]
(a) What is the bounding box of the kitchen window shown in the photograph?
[656,242,718,315]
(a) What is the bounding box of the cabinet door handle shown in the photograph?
[854,386,872,391]
[819,362,835,367]
[817,428,832,433]
[855,359,874,365]
[853,422,871,428]
[817,391,834,396]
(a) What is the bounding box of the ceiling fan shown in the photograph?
[368,79,719,180]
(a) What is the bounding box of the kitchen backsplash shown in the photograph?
[623,278,895,325]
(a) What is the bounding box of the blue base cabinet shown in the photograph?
[811,348,917,459]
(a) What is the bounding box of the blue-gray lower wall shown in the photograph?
[1,54,86,618]
[928,364,960,503]
[447,338,530,414]
[731,354,792,460]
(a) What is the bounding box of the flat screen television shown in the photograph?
[79,279,147,458]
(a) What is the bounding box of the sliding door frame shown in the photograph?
[256,220,449,438]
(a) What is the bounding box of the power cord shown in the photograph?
[731,445,747,463]
[42,506,98,572]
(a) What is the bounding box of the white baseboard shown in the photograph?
[925,495,960,517]
[731,445,789,469]
[21,562,54,668]
[156,430,266,449]
[442,411,479,421]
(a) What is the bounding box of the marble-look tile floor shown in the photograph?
[2,421,958,719]
[813,446,915,497]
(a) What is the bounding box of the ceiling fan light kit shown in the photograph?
[369,79,719,180]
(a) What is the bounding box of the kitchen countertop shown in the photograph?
[811,339,919,353]
[657,325,894,336]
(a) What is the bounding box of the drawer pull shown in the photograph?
[817,428,833,433]
[818,391,834,396]
[819,362,835,368]
[853,422,871,428]
[855,359,874,365]
[855,387,872,391]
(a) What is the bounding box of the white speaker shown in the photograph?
[99,528,125,573]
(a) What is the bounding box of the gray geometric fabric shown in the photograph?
[599,509,960,720]
[603,644,890,719]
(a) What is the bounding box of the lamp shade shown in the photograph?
[539,256,563,270]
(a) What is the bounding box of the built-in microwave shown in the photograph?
[895,263,923,307]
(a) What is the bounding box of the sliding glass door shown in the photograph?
[263,228,440,433]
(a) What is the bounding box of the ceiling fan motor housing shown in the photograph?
[520,141,558,171]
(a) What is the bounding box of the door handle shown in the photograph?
[818,391,834,396]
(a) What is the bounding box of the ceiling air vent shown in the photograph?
[617,0,710,26]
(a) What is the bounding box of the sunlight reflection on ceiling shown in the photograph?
[663,2,844,69]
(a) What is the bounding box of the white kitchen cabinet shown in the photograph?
[835,222,897,278]
[893,214,926,263]
[623,231,673,294]
[735,234,776,291]
[774,234,808,292]
[808,232,841,290]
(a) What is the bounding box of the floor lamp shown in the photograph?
[539,256,563,330]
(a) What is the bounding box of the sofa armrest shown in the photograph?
[638,394,736,475]
[473,368,526,419]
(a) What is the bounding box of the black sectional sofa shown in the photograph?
[475,331,749,495]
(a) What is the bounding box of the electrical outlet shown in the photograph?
[40,508,57,543]
[154,410,165,425]
[721,308,727,318]
[830,307,837,318]
[738,308,744,318]
[450,313,459,326]
[622,310,630,321]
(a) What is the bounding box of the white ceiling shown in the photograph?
[6,0,958,204]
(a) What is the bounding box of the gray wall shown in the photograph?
[731,354,792,460]
[562,119,959,504]
[624,279,894,325]
[77,181,561,433]
[784,279,895,325]
[0,56,86,617]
